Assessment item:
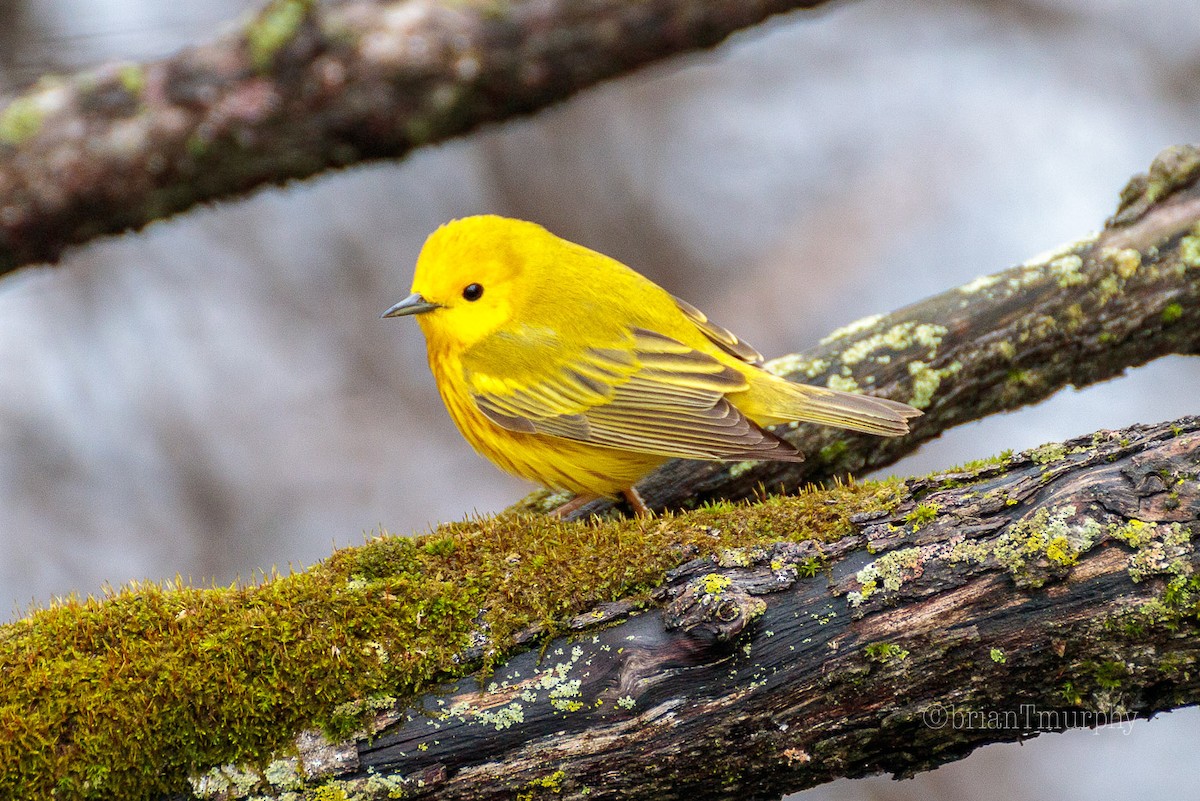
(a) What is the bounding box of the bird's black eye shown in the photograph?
[462,283,484,301]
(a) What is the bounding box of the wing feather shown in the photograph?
[672,295,764,365]
[465,328,801,462]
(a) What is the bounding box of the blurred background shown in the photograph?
[1,0,1199,797]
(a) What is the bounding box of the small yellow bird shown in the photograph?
[384,216,919,516]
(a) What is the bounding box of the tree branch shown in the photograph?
[520,144,1200,519]
[0,0,837,275]
[200,415,1200,800]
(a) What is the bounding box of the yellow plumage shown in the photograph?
[384,216,919,511]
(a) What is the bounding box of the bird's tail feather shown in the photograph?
[761,382,922,436]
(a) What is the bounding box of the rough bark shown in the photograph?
[192,415,1200,800]
[0,0,837,275]
[520,144,1200,520]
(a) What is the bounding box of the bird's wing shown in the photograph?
[672,295,764,365]
[465,328,801,461]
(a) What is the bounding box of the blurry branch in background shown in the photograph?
[0,0,838,275]
[529,145,1200,519]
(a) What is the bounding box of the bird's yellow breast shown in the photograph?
[427,344,667,497]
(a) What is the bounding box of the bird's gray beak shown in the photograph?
[381,293,440,318]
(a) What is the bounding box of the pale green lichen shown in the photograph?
[728,460,756,478]
[246,0,313,71]
[763,354,829,379]
[848,547,922,607]
[1096,274,1122,305]
[117,63,146,97]
[475,701,525,731]
[548,679,584,712]
[1049,255,1086,287]
[518,770,567,800]
[1111,520,1192,583]
[1031,443,1068,465]
[819,313,884,344]
[702,573,732,595]
[958,273,1003,294]
[1180,229,1200,269]
[1022,236,1098,269]
[717,548,756,568]
[950,505,1096,587]
[839,321,948,366]
[1103,247,1142,279]
[0,95,43,145]
[827,374,861,393]
[907,360,962,409]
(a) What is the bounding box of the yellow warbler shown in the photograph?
[383,216,919,515]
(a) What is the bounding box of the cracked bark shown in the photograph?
[200,416,1200,800]
[0,0,837,275]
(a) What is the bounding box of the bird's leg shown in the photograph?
[552,493,600,519]
[622,486,652,518]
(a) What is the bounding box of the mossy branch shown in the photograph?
[516,144,1200,519]
[0,0,838,275]
[6,417,1199,799]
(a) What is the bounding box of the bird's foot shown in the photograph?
[622,486,652,518]
[552,493,600,519]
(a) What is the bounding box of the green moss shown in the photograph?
[1162,303,1184,324]
[797,555,827,578]
[989,647,1006,664]
[0,479,903,798]
[0,95,43,145]
[1091,660,1128,691]
[864,642,909,664]
[905,502,939,530]
[246,0,313,71]
[958,451,1013,472]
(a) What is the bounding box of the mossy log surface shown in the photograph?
[185,416,1200,800]
[0,0,837,275]
[516,145,1200,520]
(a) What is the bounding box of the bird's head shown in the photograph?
[382,215,541,352]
